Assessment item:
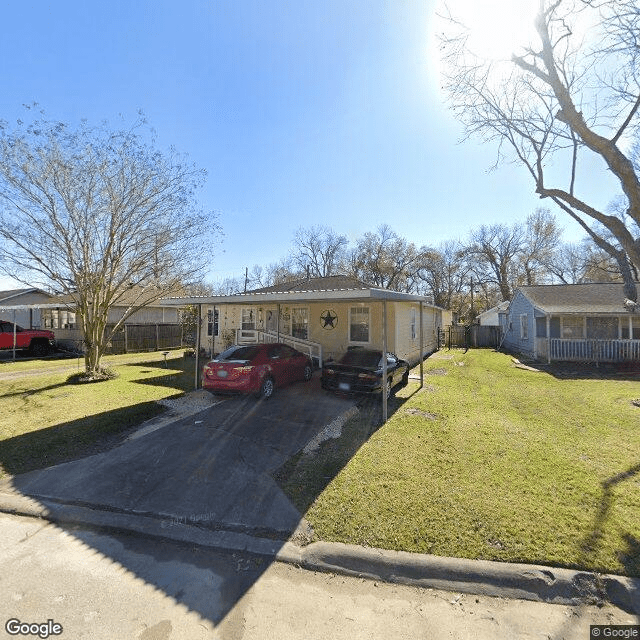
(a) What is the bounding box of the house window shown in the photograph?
[291,307,308,340]
[241,308,255,331]
[622,318,640,339]
[520,314,528,340]
[561,317,584,339]
[410,308,417,340]
[207,309,219,337]
[42,309,76,330]
[349,306,370,343]
[586,317,618,340]
[535,317,547,338]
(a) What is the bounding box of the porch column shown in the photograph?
[546,315,551,364]
[382,300,388,423]
[277,303,281,342]
[211,305,216,357]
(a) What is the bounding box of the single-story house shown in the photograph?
[475,301,509,326]
[501,282,640,363]
[0,286,182,353]
[0,288,54,328]
[161,275,446,368]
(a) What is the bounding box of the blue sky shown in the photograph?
[0,0,614,289]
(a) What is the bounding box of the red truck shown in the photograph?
[0,321,56,356]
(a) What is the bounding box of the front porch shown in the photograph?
[536,337,640,363]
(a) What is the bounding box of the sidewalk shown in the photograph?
[0,512,636,640]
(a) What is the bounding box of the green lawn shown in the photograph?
[279,349,640,577]
[0,350,196,477]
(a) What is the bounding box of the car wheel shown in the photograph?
[29,341,49,357]
[303,364,313,382]
[385,378,394,400]
[258,377,275,399]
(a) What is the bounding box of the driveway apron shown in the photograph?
[5,377,356,537]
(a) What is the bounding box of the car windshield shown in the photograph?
[339,350,382,368]
[216,345,259,362]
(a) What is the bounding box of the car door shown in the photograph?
[267,345,289,385]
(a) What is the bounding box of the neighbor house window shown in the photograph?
[561,317,584,339]
[621,317,640,339]
[42,309,76,330]
[520,314,528,340]
[410,308,417,340]
[586,317,618,340]
[349,306,370,343]
[207,309,219,337]
[291,307,308,340]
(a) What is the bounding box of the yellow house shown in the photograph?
[162,276,446,367]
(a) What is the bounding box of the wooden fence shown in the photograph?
[439,325,502,350]
[106,323,183,354]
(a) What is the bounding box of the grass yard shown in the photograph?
[0,350,196,478]
[277,349,640,577]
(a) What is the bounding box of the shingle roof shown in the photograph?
[248,275,372,294]
[518,283,637,314]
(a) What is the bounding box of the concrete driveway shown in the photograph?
[4,373,356,539]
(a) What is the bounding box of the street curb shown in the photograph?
[0,491,638,614]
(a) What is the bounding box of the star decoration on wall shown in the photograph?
[320,310,338,329]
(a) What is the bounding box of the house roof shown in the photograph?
[0,288,51,302]
[516,282,638,314]
[248,275,371,294]
[160,275,440,307]
[476,301,509,319]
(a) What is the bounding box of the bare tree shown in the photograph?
[347,224,423,291]
[0,110,220,378]
[517,208,563,285]
[416,241,471,313]
[466,223,525,301]
[291,225,349,277]
[440,0,640,300]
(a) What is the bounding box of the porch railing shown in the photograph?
[549,338,640,362]
[235,329,323,367]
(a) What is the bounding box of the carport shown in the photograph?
[160,277,443,421]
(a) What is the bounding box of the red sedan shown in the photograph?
[202,343,313,399]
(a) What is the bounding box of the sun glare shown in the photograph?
[450,0,539,61]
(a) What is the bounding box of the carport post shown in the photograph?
[382,299,388,423]
[419,301,424,389]
[194,303,202,390]
[12,309,17,361]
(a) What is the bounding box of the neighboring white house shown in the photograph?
[475,301,509,326]
[161,275,446,367]
[0,288,54,328]
[0,286,182,353]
